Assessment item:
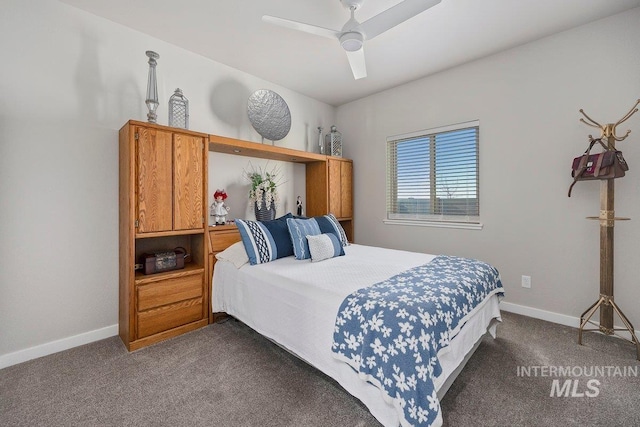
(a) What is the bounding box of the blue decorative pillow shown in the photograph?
[286,217,322,260]
[236,213,293,265]
[260,213,295,258]
[307,233,345,262]
[320,213,349,247]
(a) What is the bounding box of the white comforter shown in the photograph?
[213,244,501,427]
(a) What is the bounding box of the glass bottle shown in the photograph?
[317,126,325,154]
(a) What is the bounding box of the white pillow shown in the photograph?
[306,233,345,263]
[215,241,249,268]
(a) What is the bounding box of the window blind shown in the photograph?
[386,123,479,223]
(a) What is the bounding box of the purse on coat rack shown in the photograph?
[568,138,629,197]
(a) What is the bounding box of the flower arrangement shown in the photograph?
[244,163,283,210]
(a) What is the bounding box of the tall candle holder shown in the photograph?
[145,51,160,123]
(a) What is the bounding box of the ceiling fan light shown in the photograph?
[340,32,363,52]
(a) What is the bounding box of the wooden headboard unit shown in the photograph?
[206,133,353,323]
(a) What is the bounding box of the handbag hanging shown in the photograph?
[568,138,629,197]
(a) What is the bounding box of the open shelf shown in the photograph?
[135,263,205,284]
[209,134,326,163]
[136,229,205,239]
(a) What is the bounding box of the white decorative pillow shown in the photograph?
[306,233,345,263]
[215,241,249,268]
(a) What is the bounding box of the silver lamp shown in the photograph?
[145,51,159,123]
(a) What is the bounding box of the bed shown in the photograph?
[212,237,504,427]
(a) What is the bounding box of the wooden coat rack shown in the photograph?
[576,99,640,361]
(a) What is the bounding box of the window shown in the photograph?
[386,120,480,229]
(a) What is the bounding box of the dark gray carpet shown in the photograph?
[1,312,638,426]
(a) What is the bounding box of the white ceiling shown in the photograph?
[59,0,640,106]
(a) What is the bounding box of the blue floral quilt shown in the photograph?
[331,255,504,427]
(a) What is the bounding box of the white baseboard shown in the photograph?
[500,301,640,343]
[0,324,118,370]
[2,302,637,370]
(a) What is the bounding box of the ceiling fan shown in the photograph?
[262,0,441,80]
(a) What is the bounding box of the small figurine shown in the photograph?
[296,196,303,216]
[211,189,230,225]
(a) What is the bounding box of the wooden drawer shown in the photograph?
[137,298,203,338]
[137,273,203,311]
[210,229,241,252]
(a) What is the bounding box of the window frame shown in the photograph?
[384,120,483,230]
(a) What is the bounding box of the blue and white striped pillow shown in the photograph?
[325,213,349,247]
[236,219,279,265]
[235,213,293,265]
[286,217,322,260]
[307,233,345,262]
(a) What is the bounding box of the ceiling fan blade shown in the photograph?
[345,48,367,80]
[357,0,441,40]
[262,15,340,40]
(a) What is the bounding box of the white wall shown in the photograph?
[208,153,306,225]
[0,0,335,364]
[337,9,640,329]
